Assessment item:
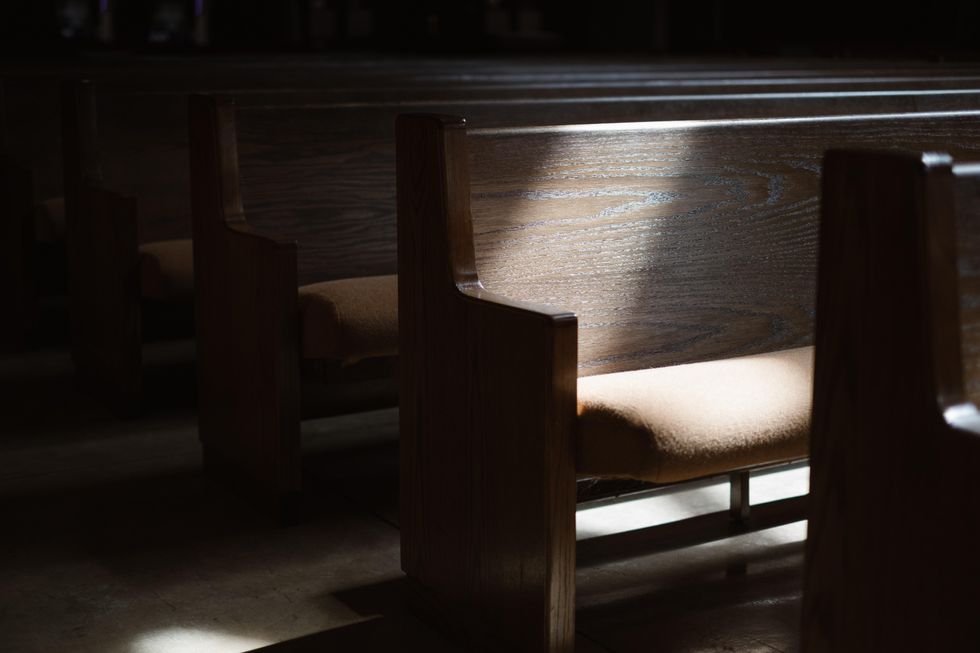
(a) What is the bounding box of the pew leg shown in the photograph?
[729,470,751,526]
[194,228,302,523]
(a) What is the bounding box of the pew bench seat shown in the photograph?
[139,238,194,302]
[576,346,812,484]
[298,274,398,363]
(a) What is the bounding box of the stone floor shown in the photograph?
[0,345,808,652]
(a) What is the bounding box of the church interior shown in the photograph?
[3,2,980,652]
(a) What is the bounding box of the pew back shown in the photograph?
[54,77,980,244]
[231,94,980,290]
[460,112,980,376]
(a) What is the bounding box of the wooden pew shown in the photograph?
[192,80,975,520]
[13,59,980,359]
[803,150,980,652]
[189,85,980,519]
[25,66,980,292]
[395,112,980,653]
[56,73,980,411]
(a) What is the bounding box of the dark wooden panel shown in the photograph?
[0,77,34,350]
[0,160,33,351]
[954,167,980,408]
[189,94,304,516]
[803,150,980,652]
[64,81,980,246]
[397,118,980,653]
[397,114,578,653]
[466,113,980,376]
[11,57,980,204]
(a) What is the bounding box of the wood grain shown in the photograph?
[191,86,980,518]
[953,169,980,407]
[399,114,980,653]
[52,82,980,258]
[466,112,980,376]
[397,114,578,653]
[804,149,980,652]
[13,58,980,214]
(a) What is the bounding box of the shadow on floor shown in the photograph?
[254,579,461,652]
[577,536,805,652]
[250,615,460,653]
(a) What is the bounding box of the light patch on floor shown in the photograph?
[576,464,809,540]
[130,627,270,653]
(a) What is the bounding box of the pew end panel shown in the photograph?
[952,163,980,414]
[190,93,303,521]
[402,112,980,653]
[804,149,980,652]
[397,114,578,653]
[62,79,148,414]
[71,184,143,414]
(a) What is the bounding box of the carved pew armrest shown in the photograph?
[456,282,576,326]
[224,219,297,250]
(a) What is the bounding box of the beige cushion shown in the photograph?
[139,239,194,302]
[299,275,398,362]
[34,197,65,243]
[576,346,812,484]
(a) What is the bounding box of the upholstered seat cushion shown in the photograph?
[34,197,66,243]
[139,239,194,302]
[298,274,398,362]
[576,346,813,484]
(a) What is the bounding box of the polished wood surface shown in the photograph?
[26,75,980,247]
[954,169,980,407]
[231,91,980,290]
[467,113,980,376]
[803,150,980,651]
[189,94,303,517]
[190,95,402,520]
[397,114,578,652]
[190,80,980,515]
[12,69,980,352]
[399,113,980,652]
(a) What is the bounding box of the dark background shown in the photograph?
[2,0,979,59]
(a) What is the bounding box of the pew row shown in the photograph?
[61,80,195,414]
[12,60,980,354]
[803,150,980,652]
[190,86,980,513]
[57,77,980,409]
[395,112,980,652]
[15,69,980,358]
